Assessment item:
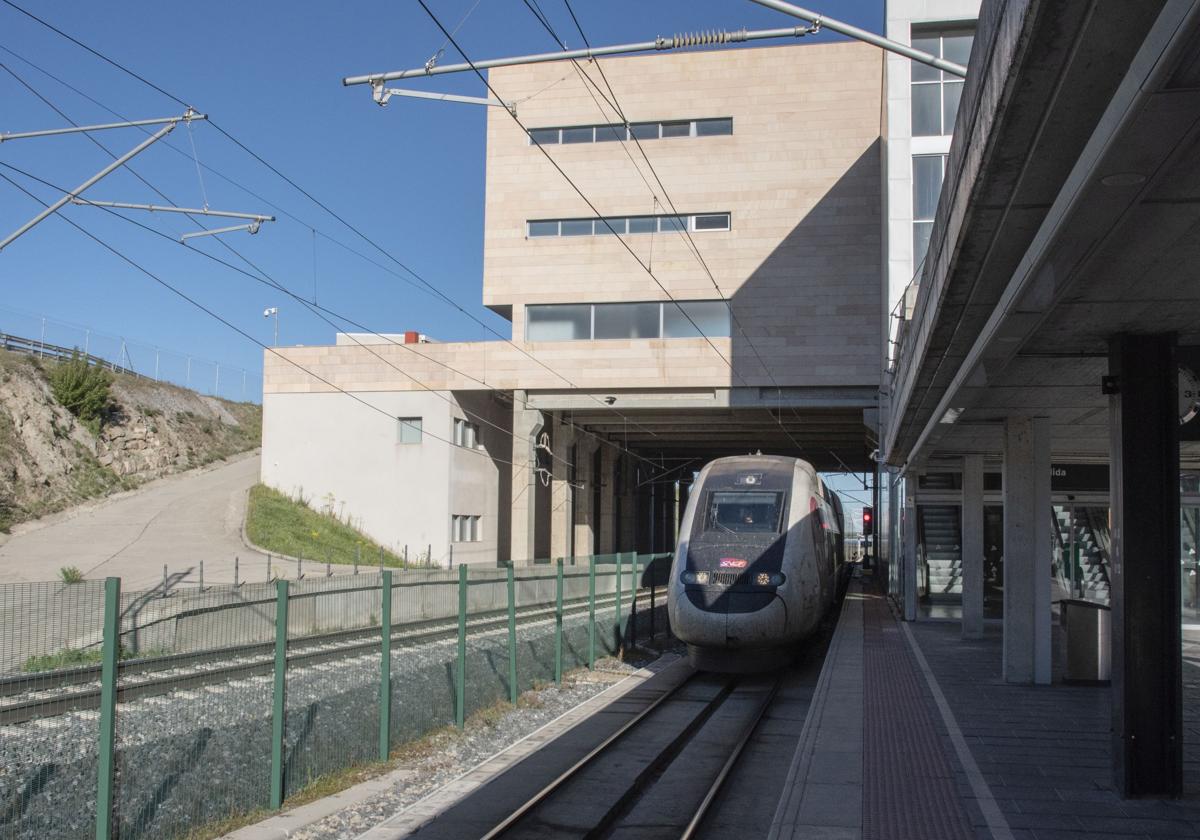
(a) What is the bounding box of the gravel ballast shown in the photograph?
[0,604,667,840]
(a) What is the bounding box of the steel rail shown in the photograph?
[681,673,785,839]
[0,586,650,725]
[480,671,718,840]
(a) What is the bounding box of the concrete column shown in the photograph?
[620,457,637,551]
[573,439,598,558]
[903,476,918,621]
[1002,416,1051,685]
[550,416,576,561]
[961,455,985,639]
[509,392,544,566]
[1108,333,1181,797]
[598,446,617,554]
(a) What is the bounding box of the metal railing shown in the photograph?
[0,305,262,403]
[0,332,146,379]
[0,553,674,840]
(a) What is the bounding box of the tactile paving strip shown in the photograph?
[863,592,975,840]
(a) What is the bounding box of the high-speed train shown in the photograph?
[667,455,845,672]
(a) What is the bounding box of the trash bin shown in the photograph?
[1059,598,1111,684]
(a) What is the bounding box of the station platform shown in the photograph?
[771,582,1200,840]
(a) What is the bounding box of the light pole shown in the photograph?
[263,307,279,346]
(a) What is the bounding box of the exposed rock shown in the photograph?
[0,350,261,532]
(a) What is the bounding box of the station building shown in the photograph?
[880,0,1200,797]
[261,0,1200,796]
[262,33,898,567]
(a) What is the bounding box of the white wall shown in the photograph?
[261,390,508,567]
[883,0,981,343]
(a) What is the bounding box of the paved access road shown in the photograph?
[0,452,268,590]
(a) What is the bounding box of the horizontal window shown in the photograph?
[528,117,733,145]
[526,213,730,238]
[526,300,731,341]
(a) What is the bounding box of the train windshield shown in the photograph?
[705,491,785,534]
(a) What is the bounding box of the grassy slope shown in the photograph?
[244,484,409,567]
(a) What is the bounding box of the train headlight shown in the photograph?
[756,573,771,586]
[694,571,710,585]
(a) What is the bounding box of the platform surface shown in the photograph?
[772,580,1200,840]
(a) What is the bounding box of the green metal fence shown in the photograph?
[0,552,673,840]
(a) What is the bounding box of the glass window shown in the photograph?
[597,217,627,235]
[663,300,730,338]
[397,417,422,444]
[526,304,592,340]
[913,223,934,268]
[942,30,975,67]
[527,220,559,237]
[595,124,626,142]
[693,213,730,231]
[912,155,946,221]
[910,25,975,137]
[453,514,481,542]
[528,127,559,145]
[913,154,946,266]
[910,35,941,82]
[694,117,733,136]
[705,491,784,534]
[658,215,686,233]
[661,121,691,138]
[593,302,661,339]
[943,81,964,134]
[561,126,594,144]
[629,122,659,140]
[560,219,594,236]
[628,216,657,234]
[911,83,942,136]
[453,418,478,448]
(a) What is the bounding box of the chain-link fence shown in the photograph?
[0,553,673,840]
[0,305,262,404]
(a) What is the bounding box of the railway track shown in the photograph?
[481,667,783,840]
[0,588,654,726]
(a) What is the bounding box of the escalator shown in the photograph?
[918,505,962,601]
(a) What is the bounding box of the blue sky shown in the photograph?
[0,0,881,518]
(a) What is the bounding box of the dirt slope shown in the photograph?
[0,348,261,532]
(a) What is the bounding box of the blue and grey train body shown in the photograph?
[667,455,844,672]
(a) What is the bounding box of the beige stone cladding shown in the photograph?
[483,41,883,388]
[262,336,733,393]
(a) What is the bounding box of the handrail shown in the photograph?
[0,331,147,379]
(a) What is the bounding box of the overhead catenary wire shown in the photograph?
[0,59,652,472]
[506,0,814,458]
[0,3,666,448]
[0,157,656,473]
[0,168,532,471]
[414,0,748,391]
[0,31,666,468]
[550,0,866,474]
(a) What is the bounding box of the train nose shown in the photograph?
[673,590,787,648]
